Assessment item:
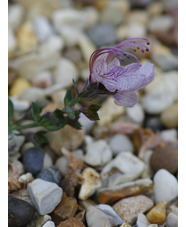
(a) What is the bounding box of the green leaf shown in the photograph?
[66,111,82,130]
[63,106,75,119]
[73,79,79,95]
[80,104,101,121]
[64,88,73,106]
[29,131,48,149]
[8,98,14,126]
[31,102,42,121]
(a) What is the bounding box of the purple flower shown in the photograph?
[89,38,155,107]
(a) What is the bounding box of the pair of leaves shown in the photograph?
[80,104,101,121]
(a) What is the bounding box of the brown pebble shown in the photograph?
[57,217,85,227]
[52,193,78,225]
[160,103,178,128]
[150,145,178,174]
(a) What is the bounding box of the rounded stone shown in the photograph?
[160,103,178,128]
[8,195,35,227]
[150,146,178,174]
[87,23,117,47]
[37,166,62,185]
[153,169,178,203]
[23,147,45,175]
[9,77,31,96]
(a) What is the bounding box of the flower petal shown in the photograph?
[113,91,138,107]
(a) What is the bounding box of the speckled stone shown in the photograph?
[113,195,154,225]
[150,145,178,174]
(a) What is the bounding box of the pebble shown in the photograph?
[86,205,123,227]
[35,214,52,227]
[160,129,177,143]
[57,217,85,227]
[47,125,84,155]
[8,4,24,31]
[53,58,78,88]
[55,156,69,176]
[126,22,147,38]
[42,221,55,227]
[9,35,63,79]
[83,7,99,28]
[78,113,95,133]
[8,134,25,154]
[153,169,178,203]
[31,70,52,88]
[148,15,174,32]
[9,98,30,111]
[18,172,34,184]
[100,1,129,26]
[112,195,154,225]
[9,77,31,96]
[42,152,53,170]
[18,87,46,103]
[33,16,54,43]
[147,1,164,17]
[126,103,145,124]
[141,72,178,114]
[37,166,62,185]
[127,10,149,26]
[27,178,63,215]
[8,195,35,227]
[166,212,178,227]
[108,134,134,155]
[119,224,132,227]
[78,33,96,64]
[87,23,117,47]
[143,115,163,132]
[136,213,150,227]
[51,89,67,106]
[23,147,45,175]
[160,102,178,128]
[83,139,112,167]
[63,47,83,64]
[146,200,167,225]
[16,21,38,53]
[101,152,145,184]
[52,193,78,225]
[98,97,125,126]
[97,178,153,204]
[162,0,178,11]
[8,27,17,56]
[79,167,102,200]
[150,145,178,174]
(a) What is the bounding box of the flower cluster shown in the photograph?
[88,38,154,107]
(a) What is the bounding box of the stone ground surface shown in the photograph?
[8,0,178,226]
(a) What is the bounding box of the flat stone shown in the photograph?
[101,152,145,186]
[53,58,78,88]
[79,167,102,200]
[23,147,45,175]
[52,193,78,225]
[108,134,134,155]
[27,178,63,215]
[136,213,150,227]
[113,195,154,225]
[148,15,174,32]
[8,195,35,227]
[153,169,178,203]
[141,72,178,114]
[126,103,145,124]
[160,102,178,128]
[47,125,84,155]
[166,212,178,227]
[150,145,178,174]
[86,205,123,227]
[87,23,117,47]
[9,77,31,96]
[83,139,112,167]
[97,178,153,204]
[146,200,167,225]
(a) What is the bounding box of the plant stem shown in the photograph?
[10,122,39,131]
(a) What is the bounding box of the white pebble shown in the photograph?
[8,4,24,30]
[83,139,112,167]
[160,129,178,143]
[18,172,34,183]
[42,221,55,227]
[8,28,17,54]
[148,15,174,32]
[27,179,63,215]
[126,103,144,124]
[136,213,150,227]
[55,156,69,176]
[109,134,134,155]
[166,212,178,227]
[153,169,178,203]
[126,22,147,38]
